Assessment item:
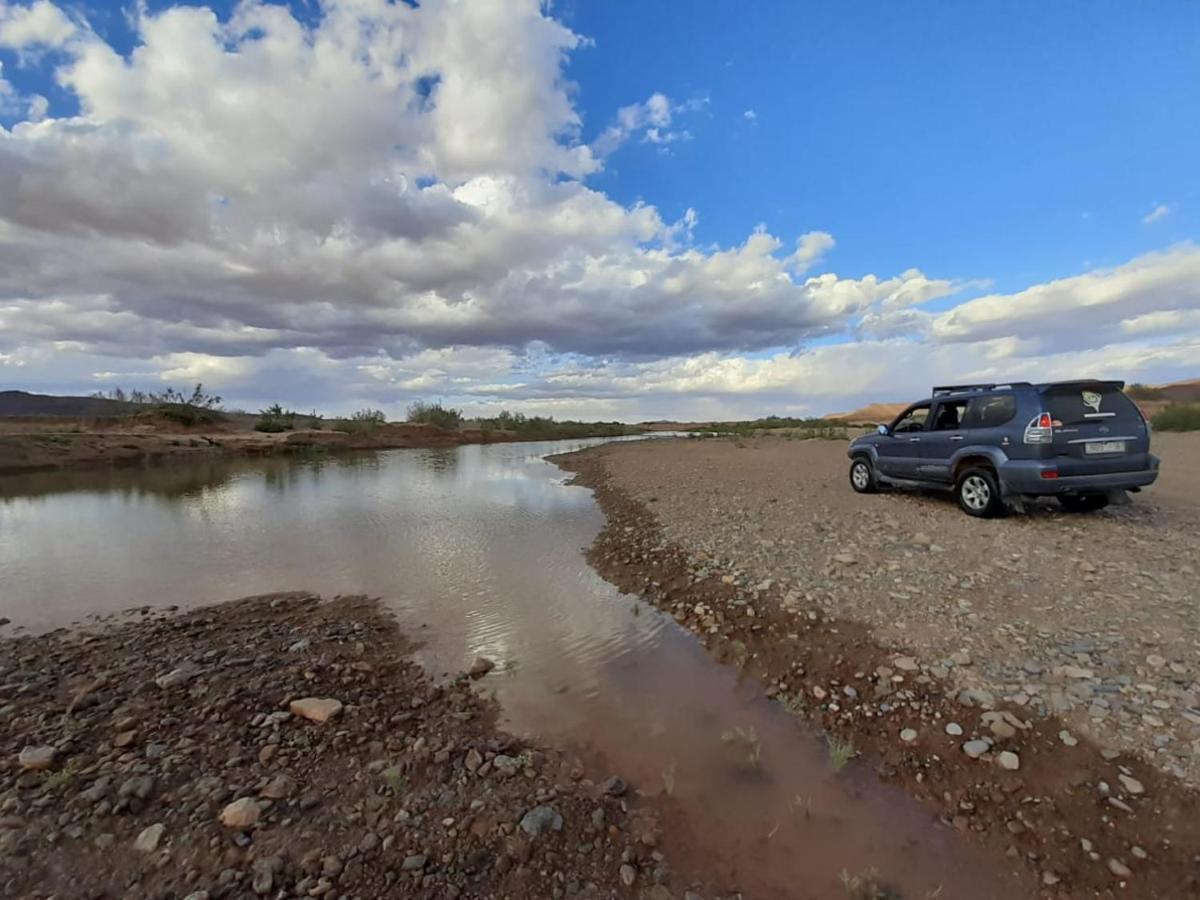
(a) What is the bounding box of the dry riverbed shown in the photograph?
[0,594,701,900]
[554,433,1200,898]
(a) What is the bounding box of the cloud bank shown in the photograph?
[0,0,1197,419]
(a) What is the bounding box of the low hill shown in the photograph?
[825,402,907,425]
[0,390,137,418]
[830,377,1200,424]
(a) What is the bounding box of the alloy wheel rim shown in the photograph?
[962,475,990,510]
[852,464,869,489]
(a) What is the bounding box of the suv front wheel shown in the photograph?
[849,457,877,494]
[956,466,1004,518]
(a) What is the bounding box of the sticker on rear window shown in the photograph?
[1082,390,1102,413]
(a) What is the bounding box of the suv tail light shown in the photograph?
[1024,412,1053,444]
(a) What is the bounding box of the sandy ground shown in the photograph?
[0,593,703,900]
[555,433,1200,897]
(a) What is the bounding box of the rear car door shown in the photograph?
[1040,382,1150,476]
[876,403,930,478]
[919,398,969,483]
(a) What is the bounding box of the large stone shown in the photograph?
[289,698,343,723]
[519,805,563,837]
[468,656,496,679]
[18,746,57,771]
[1118,774,1145,795]
[260,775,296,800]
[219,797,262,829]
[997,751,1020,771]
[133,823,165,852]
[155,662,202,689]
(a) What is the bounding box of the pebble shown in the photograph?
[402,853,427,871]
[133,823,165,852]
[893,656,919,672]
[619,864,637,886]
[945,722,963,736]
[219,797,262,829]
[1107,858,1132,878]
[289,697,343,723]
[900,728,917,743]
[1058,730,1078,747]
[996,751,1020,771]
[602,776,628,797]
[962,740,989,759]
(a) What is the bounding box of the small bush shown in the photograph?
[1151,403,1200,431]
[407,401,462,429]
[255,403,296,433]
[333,408,388,433]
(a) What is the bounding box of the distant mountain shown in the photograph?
[0,390,137,417]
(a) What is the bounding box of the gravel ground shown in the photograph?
[0,593,702,900]
[585,433,1200,786]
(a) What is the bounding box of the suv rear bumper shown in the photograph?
[999,456,1160,495]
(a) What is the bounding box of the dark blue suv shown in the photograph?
[847,381,1160,517]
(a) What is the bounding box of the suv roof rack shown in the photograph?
[931,382,1028,397]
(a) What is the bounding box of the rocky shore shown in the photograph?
[0,593,700,900]
[553,439,1200,898]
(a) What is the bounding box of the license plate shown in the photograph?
[1084,440,1125,455]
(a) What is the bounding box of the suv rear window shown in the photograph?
[1042,385,1141,425]
[962,394,1016,429]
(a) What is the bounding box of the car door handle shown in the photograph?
[950,435,965,441]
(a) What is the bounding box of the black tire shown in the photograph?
[1058,493,1110,513]
[956,466,1004,518]
[849,457,877,493]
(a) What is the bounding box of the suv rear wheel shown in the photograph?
[956,466,1003,518]
[848,457,877,493]
[1058,493,1109,513]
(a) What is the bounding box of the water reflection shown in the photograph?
[0,438,1029,898]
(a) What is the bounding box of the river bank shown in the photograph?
[552,436,1200,898]
[0,592,701,900]
[0,420,640,477]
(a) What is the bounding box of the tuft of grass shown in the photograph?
[826,734,856,772]
[728,639,749,669]
[780,692,806,716]
[792,794,813,820]
[42,769,74,791]
[1151,403,1200,431]
[838,867,902,899]
[721,725,762,769]
[661,762,676,796]
[382,768,407,795]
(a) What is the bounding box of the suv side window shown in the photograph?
[892,405,930,433]
[963,394,1016,429]
[931,400,968,430]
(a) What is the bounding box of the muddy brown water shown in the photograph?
[0,439,1029,898]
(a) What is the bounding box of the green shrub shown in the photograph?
[1151,403,1200,431]
[407,401,462,429]
[255,403,296,433]
[333,408,389,433]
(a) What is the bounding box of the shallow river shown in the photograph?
[0,439,1029,898]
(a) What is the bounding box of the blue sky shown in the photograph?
[565,1,1200,289]
[1,0,1198,418]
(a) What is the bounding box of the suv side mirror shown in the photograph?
[877,424,889,436]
